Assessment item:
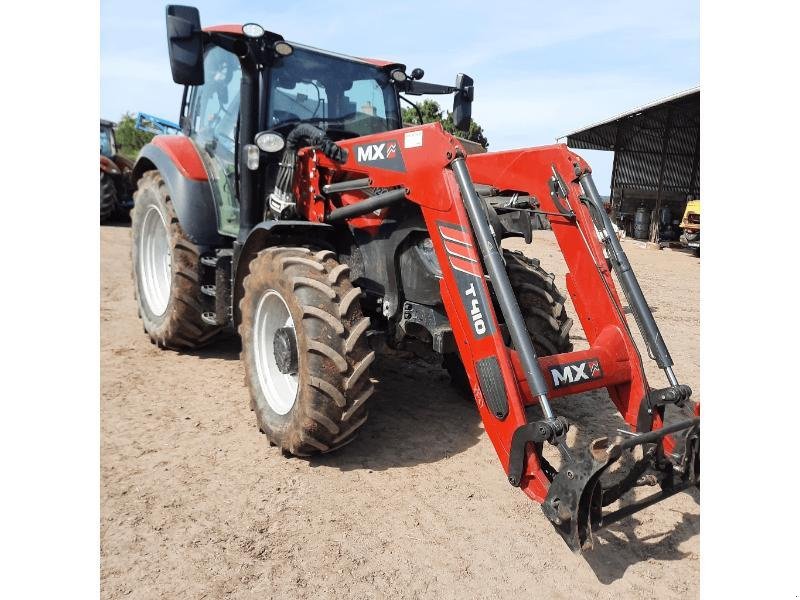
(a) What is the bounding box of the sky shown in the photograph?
[100,0,699,193]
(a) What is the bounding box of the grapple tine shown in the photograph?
[541,438,616,552]
[541,419,700,553]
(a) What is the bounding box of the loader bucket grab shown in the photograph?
[541,418,700,552]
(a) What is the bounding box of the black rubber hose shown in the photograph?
[285,123,348,163]
[325,188,406,223]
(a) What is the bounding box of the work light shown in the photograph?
[242,23,265,38]
[254,131,286,153]
[274,41,294,57]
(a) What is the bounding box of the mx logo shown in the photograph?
[355,139,406,172]
[550,358,603,389]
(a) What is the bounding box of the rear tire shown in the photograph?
[100,172,117,223]
[444,250,573,394]
[239,247,375,456]
[131,170,221,349]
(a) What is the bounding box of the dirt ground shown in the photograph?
[101,224,699,599]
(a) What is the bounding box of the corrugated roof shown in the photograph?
[558,87,699,147]
[560,88,700,199]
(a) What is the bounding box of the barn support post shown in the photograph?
[609,120,625,224]
[651,107,674,243]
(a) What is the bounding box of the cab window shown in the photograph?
[187,46,242,236]
[190,46,242,147]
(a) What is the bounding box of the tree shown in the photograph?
[401,99,489,149]
[114,112,155,160]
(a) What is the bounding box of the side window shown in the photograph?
[187,45,242,237]
[189,46,242,147]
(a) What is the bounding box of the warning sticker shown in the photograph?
[404,130,423,148]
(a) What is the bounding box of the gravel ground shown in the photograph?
[101,224,699,599]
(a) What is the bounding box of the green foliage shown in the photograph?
[401,99,489,149]
[114,112,155,160]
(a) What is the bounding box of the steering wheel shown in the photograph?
[271,110,302,127]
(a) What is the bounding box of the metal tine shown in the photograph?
[616,428,640,438]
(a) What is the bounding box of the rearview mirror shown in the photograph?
[452,73,474,132]
[166,5,204,86]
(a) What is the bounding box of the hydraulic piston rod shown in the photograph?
[579,173,676,374]
[451,155,557,420]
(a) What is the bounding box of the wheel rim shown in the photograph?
[139,205,172,317]
[253,289,299,415]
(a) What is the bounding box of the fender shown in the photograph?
[232,220,336,326]
[132,136,225,246]
[100,155,120,175]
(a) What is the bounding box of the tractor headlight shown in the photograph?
[255,131,286,153]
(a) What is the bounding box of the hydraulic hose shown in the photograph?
[270,124,349,219]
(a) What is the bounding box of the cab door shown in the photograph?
[187,45,242,237]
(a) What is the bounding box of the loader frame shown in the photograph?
[297,124,699,551]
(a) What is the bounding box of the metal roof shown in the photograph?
[558,87,699,148]
[560,87,700,199]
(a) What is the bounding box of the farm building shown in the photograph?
[561,88,699,242]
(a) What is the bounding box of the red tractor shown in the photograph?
[130,5,699,552]
[100,119,134,222]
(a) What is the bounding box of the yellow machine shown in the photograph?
[680,199,700,255]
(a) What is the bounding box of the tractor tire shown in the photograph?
[100,172,117,223]
[131,170,221,350]
[680,231,699,244]
[444,250,573,395]
[239,247,375,456]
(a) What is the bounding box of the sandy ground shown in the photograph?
[101,224,699,599]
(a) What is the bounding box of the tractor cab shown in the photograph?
[165,7,473,238]
[100,119,116,158]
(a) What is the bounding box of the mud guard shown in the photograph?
[232,220,337,326]
[132,138,225,246]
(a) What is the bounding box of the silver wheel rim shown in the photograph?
[253,289,299,415]
[139,205,172,317]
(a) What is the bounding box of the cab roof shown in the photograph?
[202,24,399,69]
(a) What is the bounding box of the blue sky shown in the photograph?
[100,0,699,193]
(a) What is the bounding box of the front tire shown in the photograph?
[100,172,117,223]
[239,247,375,456]
[131,170,220,349]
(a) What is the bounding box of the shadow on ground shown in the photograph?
[100,217,131,228]
[311,356,484,471]
[183,335,242,361]
[530,388,700,582]
[583,509,699,583]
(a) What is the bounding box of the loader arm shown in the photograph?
[304,122,699,552]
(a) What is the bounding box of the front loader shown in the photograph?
[130,5,699,553]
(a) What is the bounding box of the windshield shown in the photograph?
[267,46,401,137]
[100,125,115,157]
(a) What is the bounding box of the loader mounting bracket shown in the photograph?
[507,416,570,486]
[636,384,693,431]
[541,418,700,553]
